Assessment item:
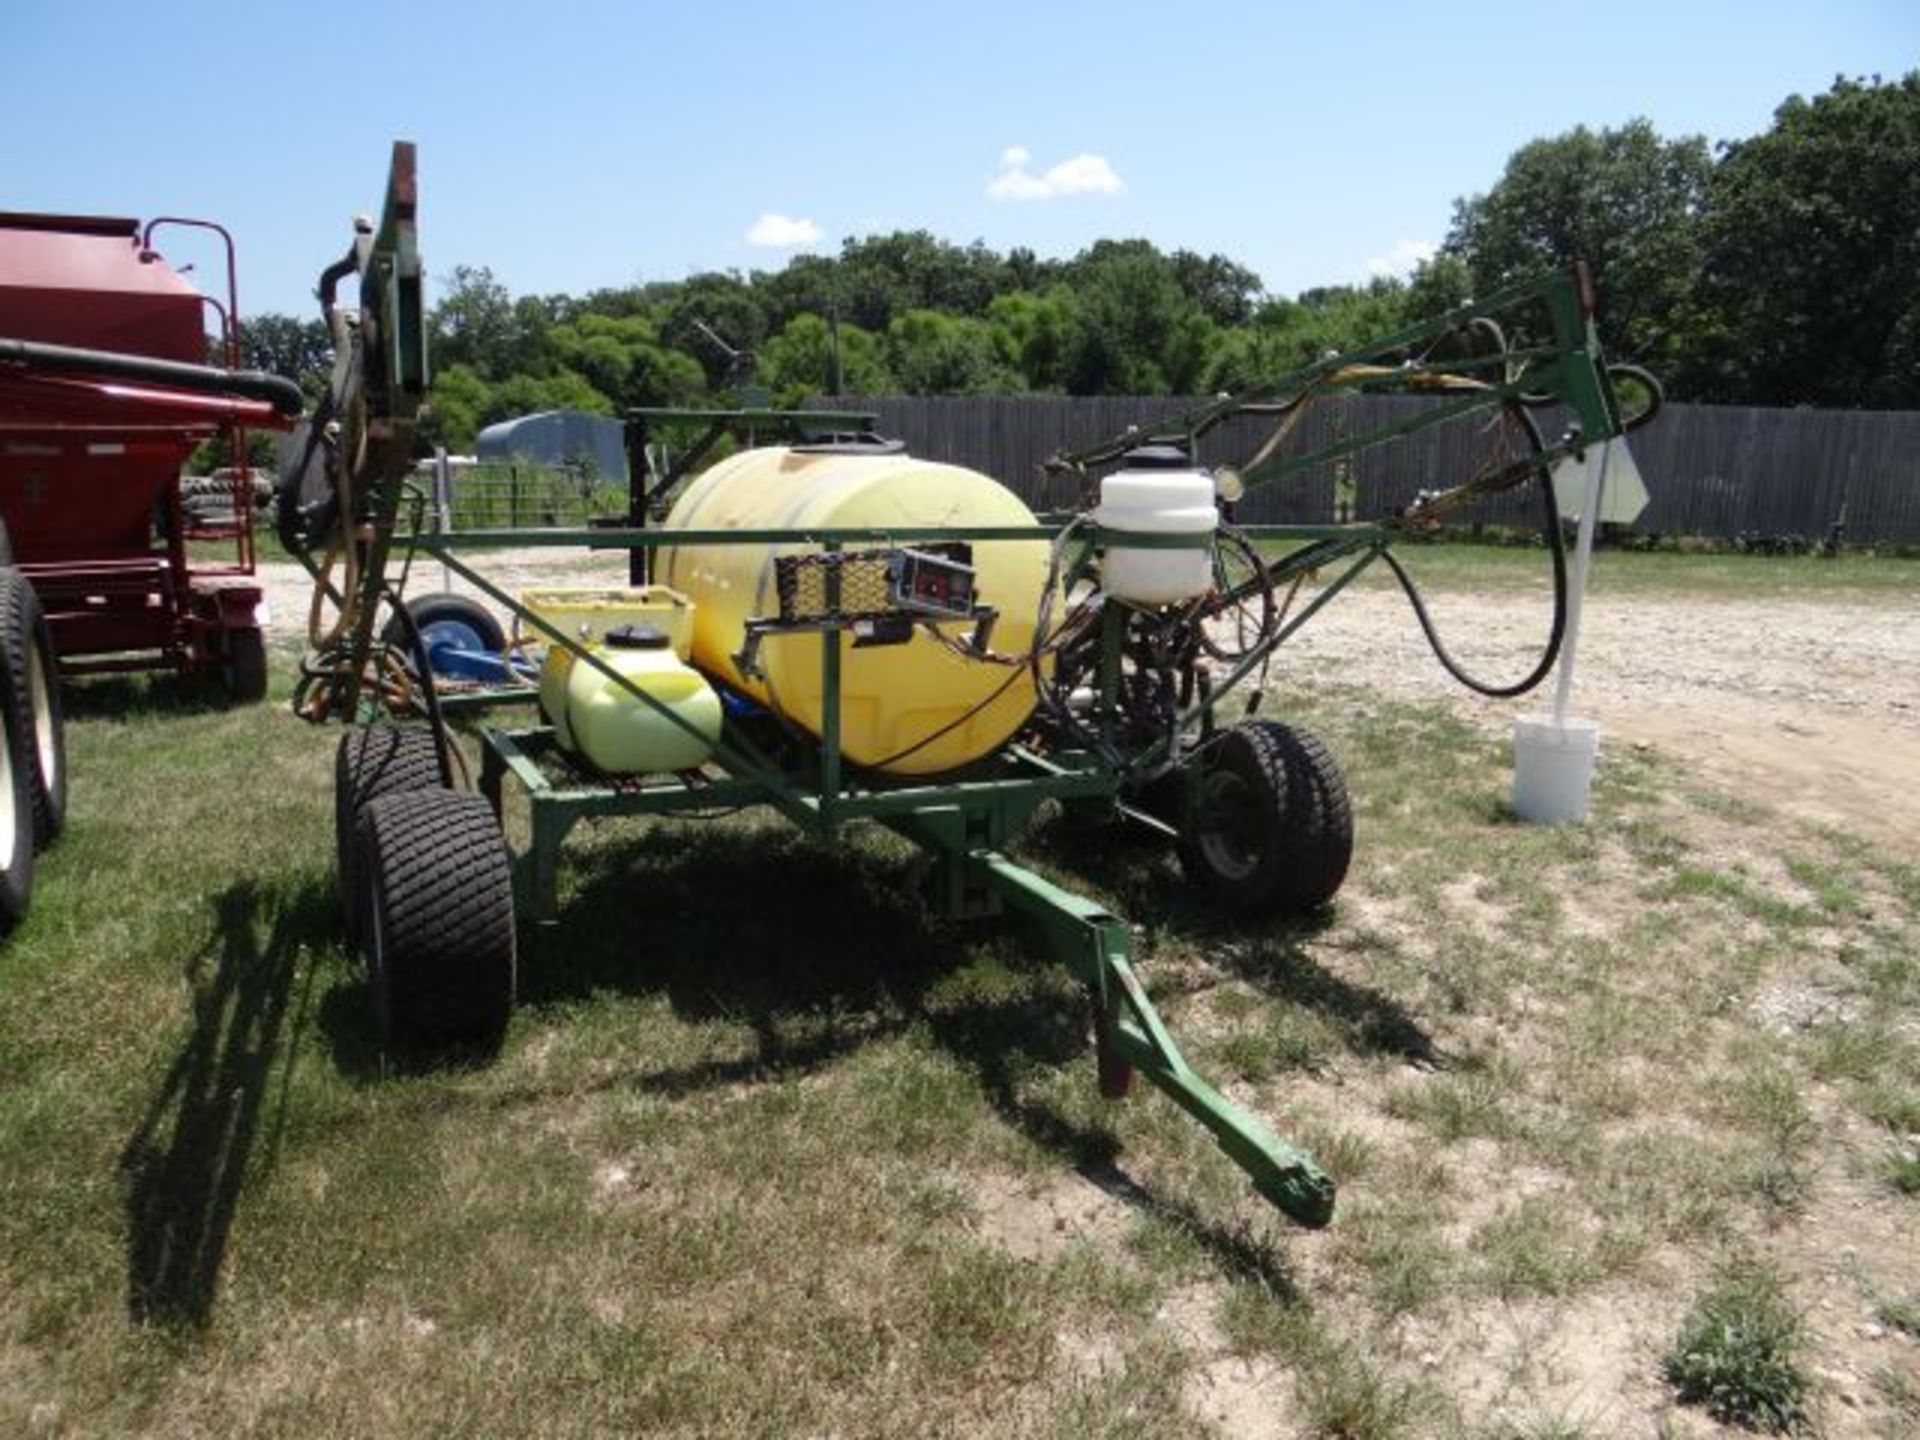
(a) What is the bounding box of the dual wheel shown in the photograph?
[0,565,67,934]
[335,726,516,1047]
[1173,719,1353,917]
[330,714,1345,1046]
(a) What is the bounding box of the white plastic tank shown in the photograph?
[1094,445,1218,605]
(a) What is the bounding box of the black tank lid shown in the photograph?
[1120,443,1194,470]
[603,623,672,650]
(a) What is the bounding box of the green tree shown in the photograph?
[1403,253,1474,324]
[483,369,614,428]
[1691,72,1920,406]
[546,313,704,410]
[1200,324,1301,394]
[987,288,1076,390]
[885,310,1020,394]
[836,231,1012,329]
[759,313,893,402]
[755,253,845,334]
[661,272,769,388]
[1446,119,1712,366]
[429,264,522,377]
[1004,245,1056,292]
[1199,282,1410,393]
[239,312,332,400]
[1170,250,1263,327]
[419,362,493,452]
[422,364,618,453]
[1060,242,1216,394]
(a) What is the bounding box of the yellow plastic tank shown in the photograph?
[659,446,1050,776]
[524,585,695,748]
[561,625,724,775]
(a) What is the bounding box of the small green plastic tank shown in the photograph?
[558,624,723,775]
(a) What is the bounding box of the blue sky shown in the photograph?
[7,1,1914,320]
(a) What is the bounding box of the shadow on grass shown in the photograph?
[62,671,238,721]
[1219,938,1441,1067]
[1023,806,1441,1067]
[504,820,1308,1289]
[119,877,330,1328]
[518,824,961,1070]
[310,823,946,1090]
[306,813,1397,1287]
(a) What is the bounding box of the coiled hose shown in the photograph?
[1380,402,1566,697]
[1378,361,1664,698]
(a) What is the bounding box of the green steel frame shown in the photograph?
[303,147,1629,1230]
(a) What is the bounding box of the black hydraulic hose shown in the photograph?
[316,241,362,352]
[381,592,459,789]
[1608,363,1665,432]
[1381,403,1569,698]
[0,336,305,417]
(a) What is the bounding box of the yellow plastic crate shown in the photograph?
[519,585,695,661]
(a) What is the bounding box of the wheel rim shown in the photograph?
[28,643,55,786]
[418,618,487,672]
[0,713,15,862]
[1197,770,1262,882]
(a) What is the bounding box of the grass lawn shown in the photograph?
[1342,539,1920,600]
[1,588,1915,1435]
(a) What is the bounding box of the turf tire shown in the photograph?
[335,726,446,936]
[355,789,516,1047]
[1179,720,1352,916]
[220,625,269,705]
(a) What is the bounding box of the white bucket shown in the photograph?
[1511,715,1600,823]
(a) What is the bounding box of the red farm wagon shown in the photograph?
[0,211,303,929]
[0,212,302,696]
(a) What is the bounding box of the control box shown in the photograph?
[887,547,977,620]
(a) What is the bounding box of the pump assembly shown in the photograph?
[286,144,1660,1228]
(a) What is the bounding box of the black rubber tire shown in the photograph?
[220,625,269,705]
[335,726,445,936]
[382,593,507,665]
[1178,720,1353,916]
[354,789,516,1046]
[0,570,66,848]
[0,675,36,931]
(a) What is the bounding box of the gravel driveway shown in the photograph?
[261,550,1920,850]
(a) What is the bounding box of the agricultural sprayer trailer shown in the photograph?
[287,145,1654,1228]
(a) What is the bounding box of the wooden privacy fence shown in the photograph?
[821,395,1920,545]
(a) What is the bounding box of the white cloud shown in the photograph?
[1364,238,1438,278]
[987,148,1123,201]
[745,212,822,248]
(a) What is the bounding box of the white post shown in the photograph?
[1511,427,1610,823]
[433,446,453,593]
[1552,436,1611,725]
